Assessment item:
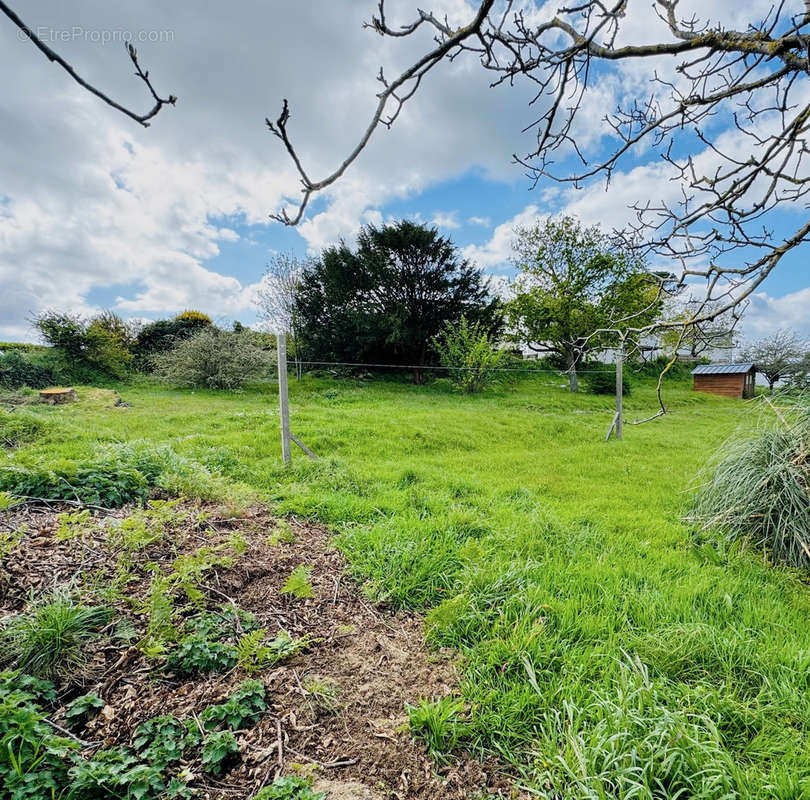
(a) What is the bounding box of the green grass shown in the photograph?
[0,590,113,679]
[5,375,810,796]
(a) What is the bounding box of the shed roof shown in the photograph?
[691,363,754,375]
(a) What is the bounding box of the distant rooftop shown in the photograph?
[691,363,755,375]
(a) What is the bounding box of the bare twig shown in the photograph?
[267,0,810,350]
[44,718,100,748]
[1,1,176,126]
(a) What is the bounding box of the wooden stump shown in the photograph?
[39,387,77,405]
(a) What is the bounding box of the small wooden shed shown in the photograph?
[691,363,756,399]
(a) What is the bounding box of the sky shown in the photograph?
[1,0,808,344]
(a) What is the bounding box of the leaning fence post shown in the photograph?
[277,333,291,463]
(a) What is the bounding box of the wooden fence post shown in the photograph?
[615,342,623,441]
[277,333,291,464]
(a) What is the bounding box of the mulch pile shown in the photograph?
[0,502,521,799]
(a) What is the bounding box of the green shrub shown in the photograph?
[84,312,134,378]
[0,592,113,679]
[32,311,88,362]
[586,368,630,395]
[0,342,49,353]
[0,351,56,390]
[688,403,810,569]
[432,317,510,393]
[32,310,133,379]
[0,409,48,447]
[132,313,212,368]
[636,354,704,381]
[154,328,273,389]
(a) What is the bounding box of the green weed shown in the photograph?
[255,775,326,800]
[64,691,104,729]
[281,565,314,599]
[407,696,469,763]
[132,715,200,767]
[201,730,240,775]
[0,526,23,557]
[0,591,113,679]
[200,679,266,731]
[55,509,93,541]
[235,629,310,673]
[303,675,341,715]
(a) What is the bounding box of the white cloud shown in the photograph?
[0,0,547,337]
[431,211,461,229]
[462,205,542,270]
[742,288,810,340]
[0,0,806,339]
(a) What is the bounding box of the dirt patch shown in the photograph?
[312,779,383,799]
[0,502,520,799]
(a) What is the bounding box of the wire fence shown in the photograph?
[285,359,622,375]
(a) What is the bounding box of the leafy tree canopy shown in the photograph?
[33,310,133,379]
[133,312,213,366]
[294,220,501,382]
[505,216,662,391]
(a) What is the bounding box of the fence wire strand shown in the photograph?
[285,359,623,374]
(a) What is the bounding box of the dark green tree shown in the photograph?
[506,216,663,392]
[294,220,501,382]
[132,312,212,368]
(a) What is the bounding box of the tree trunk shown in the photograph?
[565,349,579,392]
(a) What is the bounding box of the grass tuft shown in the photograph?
[688,399,810,569]
[0,591,112,679]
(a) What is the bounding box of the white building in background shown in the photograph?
[518,331,738,365]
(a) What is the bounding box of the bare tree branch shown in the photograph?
[1,1,176,127]
[268,0,810,345]
[265,0,497,225]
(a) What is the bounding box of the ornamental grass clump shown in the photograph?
[688,399,810,569]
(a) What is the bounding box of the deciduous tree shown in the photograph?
[742,330,808,393]
[505,216,661,392]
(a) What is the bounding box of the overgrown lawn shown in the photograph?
[6,375,810,797]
